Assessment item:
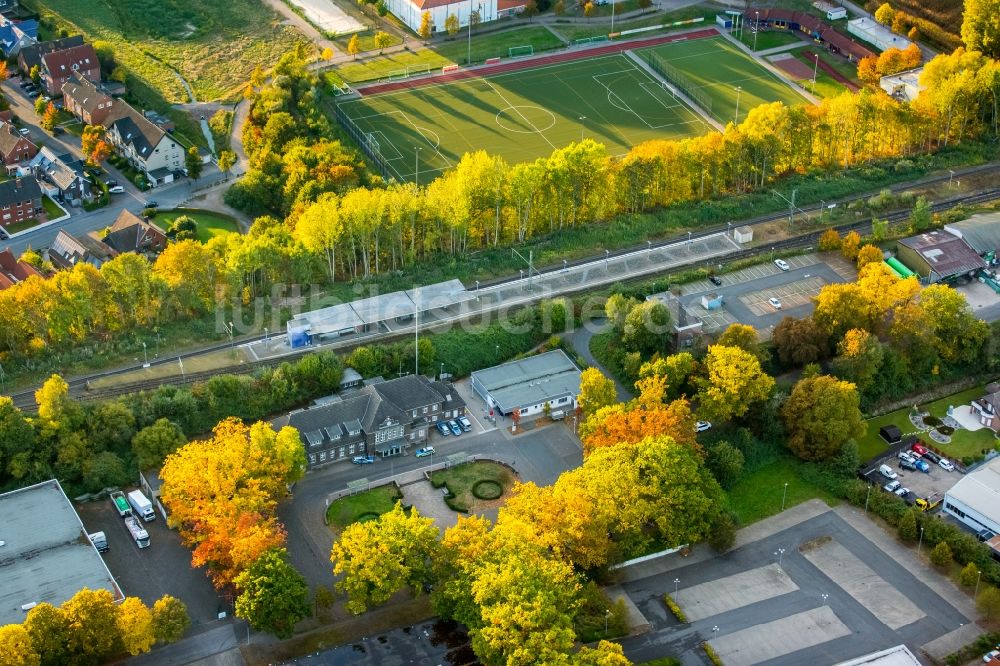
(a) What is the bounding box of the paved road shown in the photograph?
[279,421,583,587]
[567,319,632,402]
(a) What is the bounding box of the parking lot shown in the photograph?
[740,276,827,316]
[619,504,971,665]
[75,493,224,627]
[861,436,963,508]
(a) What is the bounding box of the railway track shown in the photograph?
[8,175,1000,411]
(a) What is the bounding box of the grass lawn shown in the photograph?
[34,0,309,103]
[338,50,706,181]
[41,195,63,219]
[786,53,849,98]
[555,6,710,42]
[335,25,563,82]
[334,29,404,54]
[155,208,240,243]
[3,217,42,234]
[737,28,804,51]
[638,35,807,125]
[61,121,85,137]
[326,485,403,530]
[857,386,1000,463]
[429,461,515,512]
[727,457,840,525]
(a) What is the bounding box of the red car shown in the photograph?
[911,442,929,457]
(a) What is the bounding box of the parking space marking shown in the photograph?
[674,563,798,620]
[709,606,851,666]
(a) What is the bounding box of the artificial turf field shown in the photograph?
[338,52,710,182]
[638,35,808,125]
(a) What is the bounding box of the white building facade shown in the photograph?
[385,0,528,35]
[942,456,1000,536]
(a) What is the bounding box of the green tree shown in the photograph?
[29,65,40,85]
[930,540,952,568]
[523,0,540,19]
[961,0,1000,58]
[782,375,866,461]
[772,316,828,367]
[61,588,122,663]
[418,11,433,40]
[152,595,190,644]
[132,418,187,471]
[640,353,697,400]
[554,0,565,13]
[0,397,35,480]
[706,441,745,489]
[920,283,990,367]
[871,217,889,241]
[331,503,440,614]
[959,562,980,587]
[117,597,155,656]
[184,146,203,180]
[34,96,46,116]
[445,13,460,35]
[578,367,617,418]
[978,586,1000,620]
[909,195,932,232]
[217,150,236,180]
[695,345,775,423]
[23,603,70,666]
[622,300,671,353]
[897,509,917,541]
[604,293,638,333]
[0,624,39,666]
[234,548,311,639]
[832,328,884,395]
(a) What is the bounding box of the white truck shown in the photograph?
[127,489,155,522]
[89,531,108,553]
[124,516,150,549]
[110,490,132,517]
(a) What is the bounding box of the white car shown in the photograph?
[415,447,435,458]
[108,185,125,194]
[894,486,910,497]
[695,421,712,433]
[774,258,790,271]
[897,451,915,463]
[884,480,901,493]
[983,648,1000,662]
[879,464,897,480]
[939,458,955,471]
[768,297,782,310]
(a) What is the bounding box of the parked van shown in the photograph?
[878,464,897,480]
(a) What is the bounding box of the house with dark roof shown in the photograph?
[895,231,986,284]
[0,121,36,166]
[17,35,83,75]
[744,8,875,61]
[274,374,466,468]
[0,176,41,229]
[0,1,19,19]
[61,72,116,126]
[0,247,42,289]
[40,43,99,97]
[29,146,90,206]
[105,103,184,187]
[47,229,116,270]
[98,209,166,257]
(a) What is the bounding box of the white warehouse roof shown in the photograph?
[945,456,1000,527]
[472,349,581,413]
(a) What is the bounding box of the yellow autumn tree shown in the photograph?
[117,597,155,656]
[695,345,775,423]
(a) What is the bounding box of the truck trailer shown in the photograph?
[110,491,132,517]
[127,489,156,522]
[124,516,150,548]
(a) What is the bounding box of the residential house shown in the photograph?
[40,43,99,97]
[0,1,19,19]
[47,229,115,270]
[29,146,90,206]
[0,17,33,58]
[971,382,1000,431]
[0,176,41,229]
[0,121,37,166]
[61,72,115,126]
[0,247,42,289]
[17,35,83,75]
[105,103,184,187]
[99,209,166,257]
[274,374,466,468]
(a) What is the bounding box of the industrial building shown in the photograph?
[895,231,986,283]
[285,279,474,348]
[0,480,122,625]
[471,349,581,418]
[880,67,925,102]
[945,212,1000,257]
[847,16,912,52]
[942,456,1000,537]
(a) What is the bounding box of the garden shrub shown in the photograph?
[662,594,687,623]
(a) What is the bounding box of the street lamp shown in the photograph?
[775,547,786,565]
[579,116,587,142]
[225,321,235,354]
[604,609,611,635]
[975,570,982,599]
[918,526,925,554]
[605,249,609,269]
[811,52,820,96]
[263,327,268,345]
[674,578,680,594]
[753,11,759,51]
[0,362,5,395]
[415,146,422,187]
[734,86,742,125]
[864,484,872,513]
[821,593,829,604]
[142,341,149,368]
[495,344,500,359]
[781,482,789,511]
[687,231,692,245]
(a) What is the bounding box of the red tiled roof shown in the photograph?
[497,0,525,9]
[0,248,42,289]
[41,43,99,77]
[747,8,875,61]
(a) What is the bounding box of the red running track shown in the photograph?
[354,27,720,97]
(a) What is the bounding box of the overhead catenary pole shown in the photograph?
[414,287,420,375]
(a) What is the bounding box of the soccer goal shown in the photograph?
[509,45,534,57]
[408,63,432,76]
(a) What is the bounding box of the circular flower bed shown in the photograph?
[472,480,503,500]
[923,415,943,427]
[937,425,955,436]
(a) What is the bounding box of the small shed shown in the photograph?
[734,226,753,244]
[701,292,724,310]
[879,424,902,444]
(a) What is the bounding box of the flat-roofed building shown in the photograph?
[471,349,581,418]
[0,479,123,625]
[943,456,1000,537]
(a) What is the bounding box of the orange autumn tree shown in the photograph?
[160,418,305,587]
[579,374,697,456]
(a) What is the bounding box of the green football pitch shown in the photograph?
[338,53,710,183]
[638,35,808,126]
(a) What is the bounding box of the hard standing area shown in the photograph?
[638,35,808,125]
[339,52,707,182]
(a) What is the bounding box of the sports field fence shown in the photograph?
[334,104,392,180]
[646,51,713,114]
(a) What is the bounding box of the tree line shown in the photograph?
[0,588,188,665]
